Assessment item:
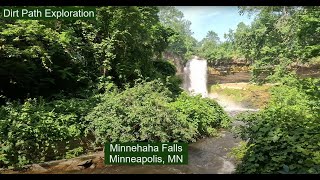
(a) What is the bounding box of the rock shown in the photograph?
[30,164,48,173]
[77,159,93,169]
[89,163,96,169]
[217,159,235,174]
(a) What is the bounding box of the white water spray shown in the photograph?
[183,56,208,97]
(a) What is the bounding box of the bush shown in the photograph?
[86,80,181,143]
[152,60,183,97]
[228,141,253,163]
[153,60,177,77]
[168,92,231,137]
[164,75,183,97]
[0,97,97,168]
[236,77,320,174]
[0,79,230,168]
[309,56,320,67]
[86,80,230,144]
[0,20,86,101]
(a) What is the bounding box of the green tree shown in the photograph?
[236,6,320,82]
[158,6,197,62]
[0,7,174,101]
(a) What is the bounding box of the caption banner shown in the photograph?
[105,142,188,165]
[0,7,96,20]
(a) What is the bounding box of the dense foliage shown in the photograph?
[87,80,230,144]
[0,6,195,168]
[236,75,320,174]
[158,6,198,63]
[0,7,229,166]
[0,78,230,168]
[168,92,230,136]
[198,6,320,82]
[0,7,174,102]
[1,6,319,174]
[198,30,239,66]
[0,97,98,168]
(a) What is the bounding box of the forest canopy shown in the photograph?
[197,6,320,82]
[0,7,175,101]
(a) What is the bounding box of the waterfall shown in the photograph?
[183,56,208,97]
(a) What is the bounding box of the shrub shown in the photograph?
[228,141,253,163]
[0,79,231,168]
[152,60,183,97]
[153,60,177,77]
[65,147,84,159]
[308,56,320,67]
[164,75,183,97]
[236,77,320,174]
[86,80,230,144]
[0,20,85,101]
[86,80,185,143]
[0,97,97,168]
[168,92,231,137]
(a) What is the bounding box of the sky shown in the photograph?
[175,6,255,42]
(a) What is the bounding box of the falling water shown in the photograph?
[183,56,208,97]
